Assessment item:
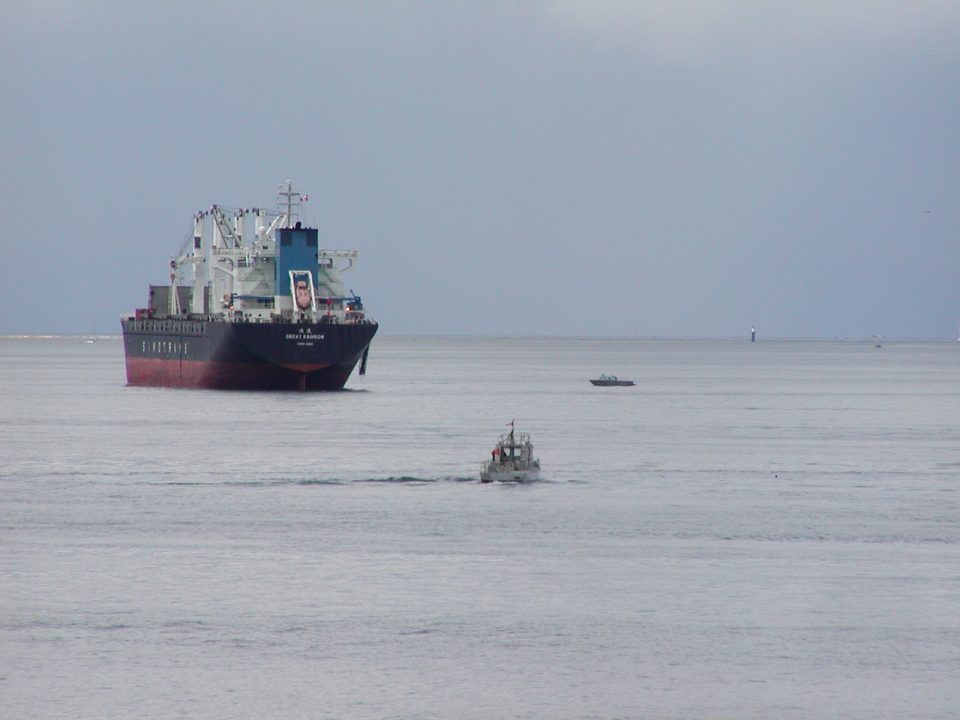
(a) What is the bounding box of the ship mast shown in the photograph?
[277,180,304,228]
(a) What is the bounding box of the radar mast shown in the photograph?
[277,180,305,228]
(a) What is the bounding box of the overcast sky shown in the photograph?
[2,1,958,338]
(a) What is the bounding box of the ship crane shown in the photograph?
[211,205,241,248]
[258,212,284,244]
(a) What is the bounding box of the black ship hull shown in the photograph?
[121,317,378,391]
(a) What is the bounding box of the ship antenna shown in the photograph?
[285,180,293,226]
[277,180,303,228]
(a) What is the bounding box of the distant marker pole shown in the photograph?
[751,326,756,342]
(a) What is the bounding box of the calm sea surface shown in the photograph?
[2,336,958,719]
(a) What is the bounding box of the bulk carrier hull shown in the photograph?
[122,317,377,391]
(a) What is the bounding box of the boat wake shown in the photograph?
[342,475,478,485]
[145,474,564,487]
[159,476,479,486]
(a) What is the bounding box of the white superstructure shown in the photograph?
[163,181,369,324]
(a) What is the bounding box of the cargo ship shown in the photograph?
[121,182,378,391]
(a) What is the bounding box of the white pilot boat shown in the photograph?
[481,421,541,483]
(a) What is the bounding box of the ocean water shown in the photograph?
[1,336,958,719]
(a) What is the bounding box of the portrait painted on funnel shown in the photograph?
[290,271,315,312]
